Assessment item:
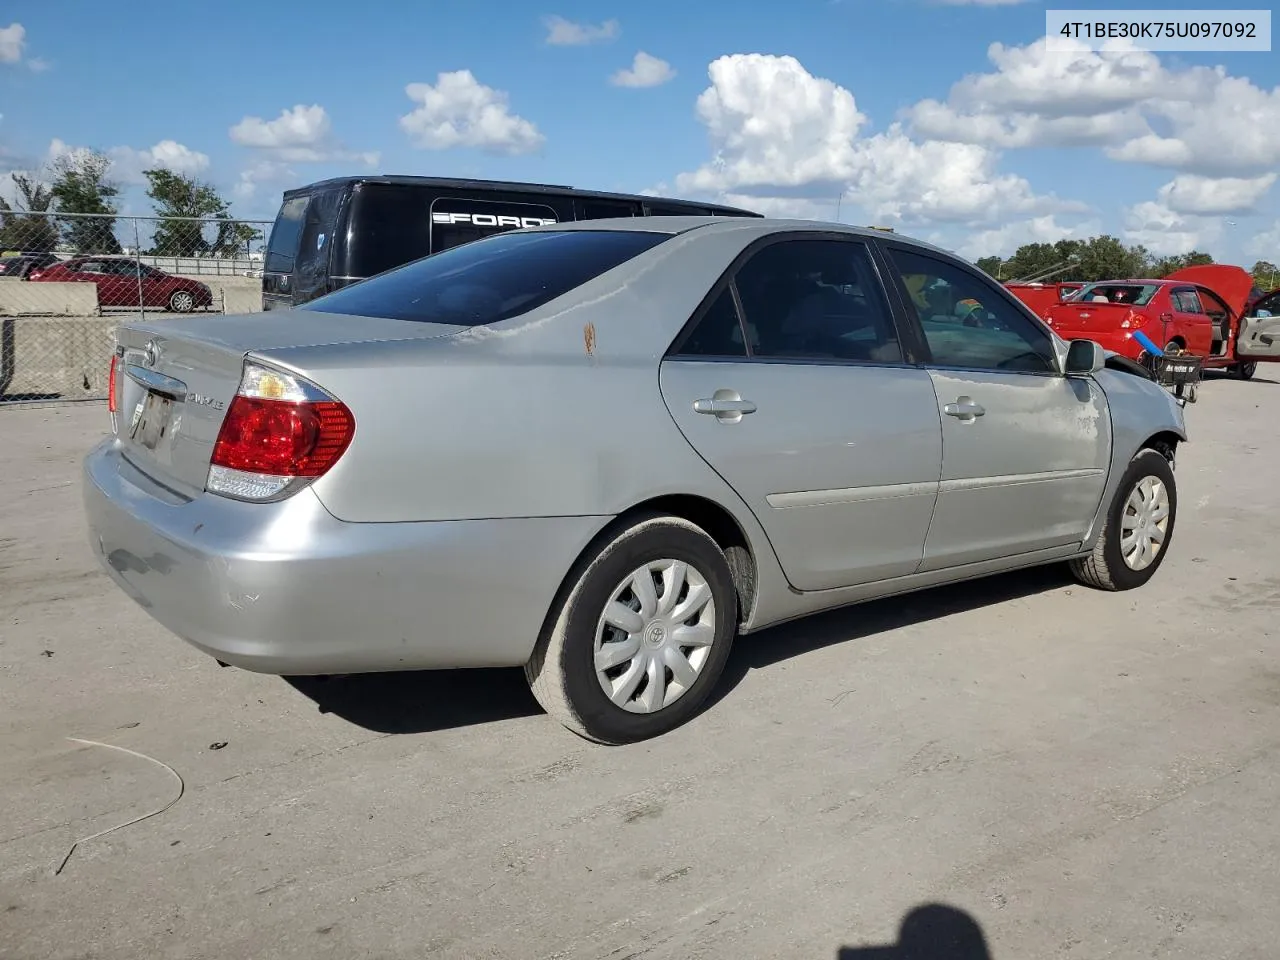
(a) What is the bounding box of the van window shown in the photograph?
[264,196,309,274]
[579,199,640,220]
[647,202,703,217]
[430,196,560,254]
[302,228,672,326]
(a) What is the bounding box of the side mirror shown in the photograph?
[1064,339,1106,375]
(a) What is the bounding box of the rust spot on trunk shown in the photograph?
[583,322,597,356]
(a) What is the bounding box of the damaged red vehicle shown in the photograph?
[1043,265,1280,380]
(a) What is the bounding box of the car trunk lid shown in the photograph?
[111,309,468,498]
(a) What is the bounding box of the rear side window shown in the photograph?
[430,196,560,254]
[303,229,672,326]
[265,196,309,274]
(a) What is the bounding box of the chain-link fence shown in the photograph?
[1,211,272,403]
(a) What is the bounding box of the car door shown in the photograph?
[1168,287,1214,354]
[879,242,1112,571]
[1237,290,1280,361]
[659,234,943,591]
[105,259,149,307]
[71,259,117,305]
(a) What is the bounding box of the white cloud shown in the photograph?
[400,71,544,154]
[611,51,676,88]
[1244,222,1280,262]
[0,22,25,64]
[232,158,296,208]
[46,138,211,185]
[543,15,620,45]
[1157,174,1276,217]
[905,37,1280,181]
[673,54,1077,230]
[229,104,379,165]
[955,214,1102,260]
[1123,200,1222,256]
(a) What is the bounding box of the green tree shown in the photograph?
[1151,250,1215,277]
[1075,235,1149,282]
[974,255,1003,278]
[1249,260,1278,289]
[212,213,263,258]
[0,173,59,252]
[143,168,234,256]
[48,150,122,254]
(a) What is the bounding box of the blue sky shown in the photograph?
[2,0,1278,262]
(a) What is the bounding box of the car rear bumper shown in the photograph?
[83,438,607,674]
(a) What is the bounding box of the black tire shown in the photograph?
[168,290,195,313]
[1070,448,1177,591]
[1237,361,1258,380]
[525,513,738,744]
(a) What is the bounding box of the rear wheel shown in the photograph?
[168,290,195,313]
[1070,448,1177,591]
[1237,361,1258,380]
[525,514,738,744]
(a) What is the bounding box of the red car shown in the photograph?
[1004,281,1084,319]
[1044,265,1280,379]
[28,257,213,312]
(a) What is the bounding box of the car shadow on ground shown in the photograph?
[1203,368,1278,385]
[837,903,992,958]
[284,564,1071,736]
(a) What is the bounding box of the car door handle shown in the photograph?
[943,397,985,421]
[693,398,757,416]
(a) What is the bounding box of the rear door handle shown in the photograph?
[943,396,985,421]
[693,392,757,422]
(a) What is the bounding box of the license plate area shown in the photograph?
[129,389,175,451]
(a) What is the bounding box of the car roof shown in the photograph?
[520,214,957,255]
[284,175,761,217]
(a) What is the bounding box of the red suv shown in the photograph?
[29,257,213,312]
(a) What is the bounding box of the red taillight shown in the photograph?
[107,354,119,413]
[211,396,354,478]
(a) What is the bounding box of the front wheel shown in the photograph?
[1070,448,1177,591]
[525,514,738,744]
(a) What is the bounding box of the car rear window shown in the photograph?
[1069,283,1159,306]
[301,228,672,326]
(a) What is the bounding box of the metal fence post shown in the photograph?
[133,217,145,320]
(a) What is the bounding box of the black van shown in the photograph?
[261,175,761,310]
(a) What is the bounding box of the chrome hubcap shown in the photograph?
[1120,475,1170,571]
[593,559,717,714]
[173,293,192,310]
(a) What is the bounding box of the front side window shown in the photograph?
[730,239,904,363]
[889,247,1056,373]
[303,228,672,326]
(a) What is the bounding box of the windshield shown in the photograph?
[302,228,673,326]
[1068,283,1159,306]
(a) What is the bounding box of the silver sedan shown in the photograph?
[83,217,1187,743]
